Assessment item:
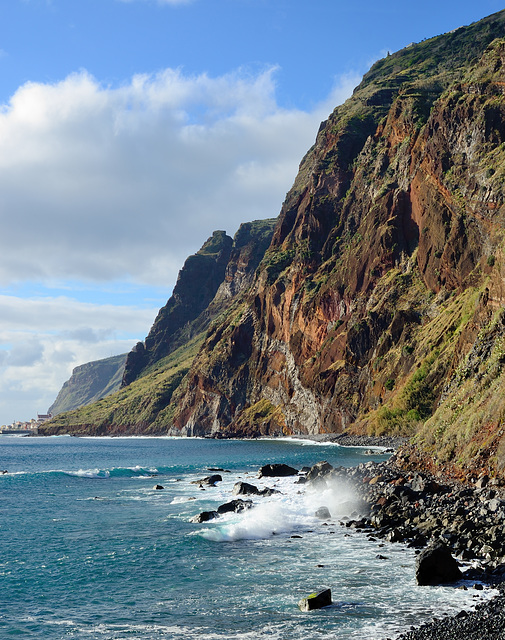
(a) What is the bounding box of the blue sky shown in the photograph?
[0,0,502,424]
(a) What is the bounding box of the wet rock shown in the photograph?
[191,474,222,487]
[416,542,463,585]
[315,506,332,520]
[232,481,261,495]
[190,510,219,523]
[305,461,334,483]
[232,481,280,497]
[153,484,164,490]
[258,463,298,478]
[298,588,332,611]
[217,499,253,514]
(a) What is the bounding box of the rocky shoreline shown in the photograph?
[285,433,409,450]
[310,450,505,639]
[190,439,505,638]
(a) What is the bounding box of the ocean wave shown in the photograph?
[64,465,159,479]
[197,500,313,542]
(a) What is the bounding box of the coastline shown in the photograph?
[6,430,504,637]
[288,433,408,450]
[315,453,505,640]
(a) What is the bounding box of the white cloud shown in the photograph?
[0,67,358,287]
[0,65,360,424]
[0,295,157,424]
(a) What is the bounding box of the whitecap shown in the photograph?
[65,468,110,478]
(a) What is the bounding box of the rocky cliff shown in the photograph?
[42,10,505,478]
[48,354,127,415]
[42,219,276,435]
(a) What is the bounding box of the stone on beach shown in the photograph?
[415,542,463,585]
[305,461,334,483]
[298,588,332,611]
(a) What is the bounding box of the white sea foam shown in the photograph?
[171,496,197,504]
[260,436,342,447]
[199,501,312,541]
[66,468,110,478]
[192,463,369,544]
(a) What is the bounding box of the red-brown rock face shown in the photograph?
[172,21,505,457]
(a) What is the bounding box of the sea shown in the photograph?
[0,435,494,640]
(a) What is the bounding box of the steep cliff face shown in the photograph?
[122,221,276,386]
[48,354,127,415]
[122,230,233,386]
[41,219,275,435]
[171,13,505,477]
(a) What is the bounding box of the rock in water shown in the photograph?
[415,542,463,585]
[232,481,262,495]
[217,499,253,514]
[298,588,332,611]
[232,481,280,496]
[314,506,332,520]
[189,510,219,523]
[153,484,164,490]
[258,463,298,478]
[191,474,222,487]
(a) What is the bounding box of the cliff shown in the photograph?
[41,10,505,478]
[48,354,127,415]
[42,219,276,435]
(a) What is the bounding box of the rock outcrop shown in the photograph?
[168,12,505,478]
[298,588,332,612]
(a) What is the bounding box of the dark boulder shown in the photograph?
[258,463,298,478]
[191,474,222,487]
[260,487,281,496]
[232,481,280,496]
[298,588,332,611]
[233,481,261,495]
[153,484,164,490]
[189,510,219,523]
[416,542,463,585]
[217,499,253,514]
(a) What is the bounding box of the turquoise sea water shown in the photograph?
[0,436,490,639]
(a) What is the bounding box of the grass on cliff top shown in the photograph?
[361,10,505,89]
[42,333,205,434]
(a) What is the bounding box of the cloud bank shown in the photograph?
[0,66,357,287]
[0,295,157,423]
[0,65,358,422]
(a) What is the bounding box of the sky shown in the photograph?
[0,0,503,425]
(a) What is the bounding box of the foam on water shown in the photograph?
[65,468,111,478]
